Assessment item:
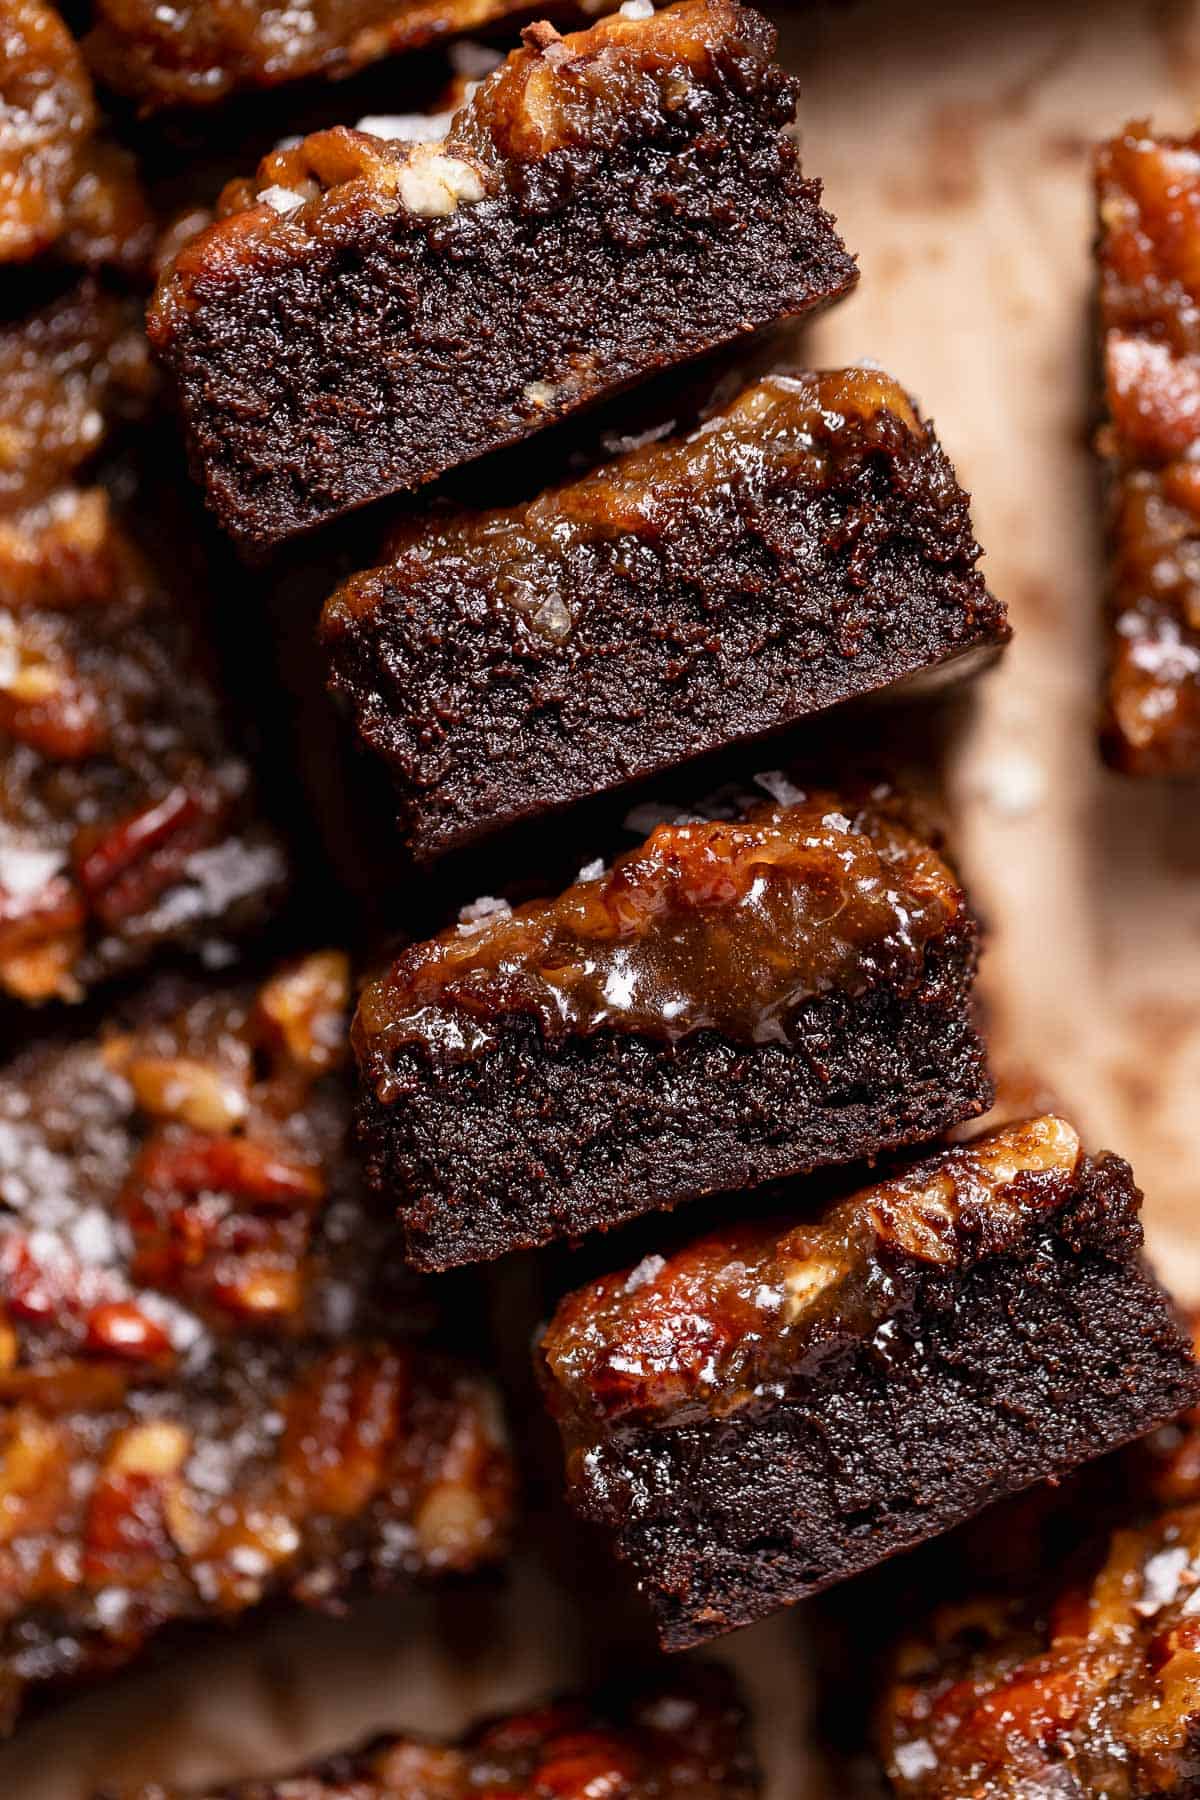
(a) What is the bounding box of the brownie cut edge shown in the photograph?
[536,1116,1200,1651]
[353,788,993,1270]
[147,0,858,549]
[322,366,1010,861]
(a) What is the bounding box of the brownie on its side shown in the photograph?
[879,1319,1200,1798]
[322,367,1009,861]
[88,0,566,110]
[147,0,857,549]
[0,0,152,273]
[0,281,287,1004]
[354,783,992,1270]
[537,1116,1200,1652]
[129,1666,756,1798]
[1095,124,1200,776]
[0,952,513,1728]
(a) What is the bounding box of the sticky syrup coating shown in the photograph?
[0,0,152,271]
[0,283,284,1004]
[1096,123,1200,774]
[882,1304,1200,1798]
[539,1117,1084,1444]
[0,953,513,1725]
[355,792,963,1075]
[148,0,784,333]
[882,1505,1200,1798]
[325,368,927,649]
[84,0,601,113]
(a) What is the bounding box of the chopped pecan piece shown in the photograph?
[0,0,152,272]
[0,956,514,1722]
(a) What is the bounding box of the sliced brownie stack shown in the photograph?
[139,0,1199,1678]
[3,0,1196,1781]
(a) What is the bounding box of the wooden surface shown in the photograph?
[8,0,1200,1791]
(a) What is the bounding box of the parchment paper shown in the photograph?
[6,0,1200,1790]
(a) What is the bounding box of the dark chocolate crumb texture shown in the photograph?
[1096,124,1200,776]
[354,782,992,1270]
[0,952,513,1728]
[0,281,287,1005]
[537,1116,1200,1651]
[879,1314,1200,1799]
[147,0,858,549]
[322,366,1010,860]
[128,1665,758,1798]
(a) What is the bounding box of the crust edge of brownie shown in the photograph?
[148,0,860,549]
[559,1156,1200,1651]
[322,369,1012,860]
[357,925,992,1271]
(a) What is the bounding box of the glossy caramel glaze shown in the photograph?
[882,1507,1200,1797]
[149,0,780,335]
[0,280,154,516]
[325,368,926,649]
[0,0,152,271]
[84,0,593,112]
[881,1305,1200,1798]
[0,954,513,1726]
[0,283,285,1004]
[137,1667,757,1798]
[354,791,963,1080]
[1096,124,1200,774]
[539,1117,1086,1445]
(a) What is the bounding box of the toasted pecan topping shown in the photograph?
[539,1118,1088,1439]
[356,792,962,1079]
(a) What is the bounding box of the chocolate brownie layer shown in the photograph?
[880,1332,1200,1797]
[1095,124,1200,775]
[538,1118,1200,1651]
[148,0,857,548]
[354,788,991,1269]
[0,953,513,1726]
[130,1666,757,1799]
[323,367,1008,860]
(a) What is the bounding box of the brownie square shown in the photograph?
[879,1312,1200,1797]
[0,280,287,1004]
[353,783,992,1269]
[127,1665,757,1798]
[89,0,549,110]
[323,366,1009,861]
[0,953,513,1726]
[148,0,857,549]
[1095,124,1200,775]
[537,1116,1200,1651]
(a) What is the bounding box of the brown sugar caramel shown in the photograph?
[147,0,857,548]
[0,953,513,1725]
[1096,124,1200,774]
[331,369,927,650]
[0,282,283,1004]
[540,1117,1084,1446]
[882,1507,1200,1798]
[355,795,963,1079]
[0,281,154,517]
[0,0,152,272]
[85,0,596,112]
[534,1117,1200,1649]
[323,365,1005,860]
